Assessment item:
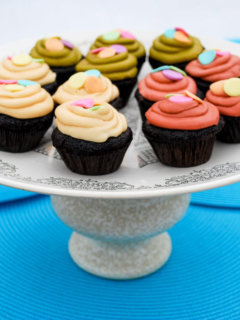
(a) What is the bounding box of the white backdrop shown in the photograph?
[0,0,239,45]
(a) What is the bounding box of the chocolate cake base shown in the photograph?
[112,77,138,107]
[42,81,58,95]
[217,115,240,143]
[148,57,190,71]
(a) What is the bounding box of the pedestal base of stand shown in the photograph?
[69,232,172,280]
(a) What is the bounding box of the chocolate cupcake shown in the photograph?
[52,98,132,175]
[135,65,203,119]
[30,37,82,85]
[149,27,203,70]
[186,50,240,94]
[205,78,240,142]
[0,54,57,95]
[75,45,137,107]
[90,29,146,71]
[142,93,223,167]
[53,69,123,110]
[0,80,54,152]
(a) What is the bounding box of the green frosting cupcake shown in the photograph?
[149,28,203,65]
[76,46,137,81]
[91,30,146,59]
[30,37,82,67]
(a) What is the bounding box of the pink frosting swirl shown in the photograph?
[205,90,240,117]
[139,71,197,101]
[186,54,240,82]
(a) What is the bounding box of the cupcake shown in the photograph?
[205,78,240,142]
[0,54,57,94]
[90,29,146,71]
[186,50,240,94]
[53,69,123,110]
[75,45,137,107]
[52,98,132,175]
[149,27,203,70]
[135,65,203,119]
[30,36,82,85]
[142,92,223,167]
[0,80,54,152]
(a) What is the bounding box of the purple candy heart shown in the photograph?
[163,69,184,81]
[110,44,127,54]
[61,39,74,49]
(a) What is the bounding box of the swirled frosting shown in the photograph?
[146,98,219,130]
[139,71,197,101]
[53,74,119,104]
[149,34,203,64]
[0,58,56,85]
[55,102,127,142]
[30,37,82,67]
[186,54,240,82]
[75,51,137,81]
[91,32,145,59]
[0,83,53,119]
[205,85,240,117]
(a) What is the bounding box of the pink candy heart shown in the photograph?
[0,79,18,84]
[70,98,95,108]
[169,95,193,103]
[91,47,107,54]
[120,30,136,40]
[216,51,230,57]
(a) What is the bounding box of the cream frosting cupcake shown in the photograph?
[0,54,57,94]
[0,80,54,152]
[52,98,132,174]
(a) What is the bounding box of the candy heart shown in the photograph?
[169,66,187,76]
[174,31,190,43]
[68,73,87,89]
[198,50,216,65]
[150,65,170,74]
[0,79,17,84]
[210,80,226,96]
[91,47,107,54]
[12,54,32,66]
[70,98,95,108]
[224,78,240,97]
[45,38,64,52]
[216,51,230,57]
[84,76,105,93]
[4,84,24,92]
[120,30,136,40]
[85,69,101,77]
[175,27,189,36]
[103,31,120,41]
[98,47,116,58]
[184,90,203,103]
[164,29,175,39]
[32,58,45,63]
[61,39,74,49]
[163,69,184,81]
[18,80,38,87]
[169,95,193,103]
[110,44,127,54]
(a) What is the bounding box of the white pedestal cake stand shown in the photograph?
[0,34,240,279]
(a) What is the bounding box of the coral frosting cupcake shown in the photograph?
[149,27,203,69]
[90,29,146,71]
[205,78,240,142]
[75,45,137,106]
[30,36,82,85]
[135,65,202,119]
[0,80,54,152]
[53,70,123,109]
[0,54,57,94]
[52,98,132,175]
[186,49,240,94]
[142,92,223,167]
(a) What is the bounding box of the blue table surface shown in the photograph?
[0,38,240,320]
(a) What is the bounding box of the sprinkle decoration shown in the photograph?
[61,39,74,49]
[198,50,216,65]
[91,106,101,111]
[70,98,95,108]
[169,95,192,103]
[162,69,184,81]
[210,80,226,96]
[32,58,45,63]
[151,65,186,76]
[165,93,184,98]
[45,38,64,52]
[85,69,101,77]
[120,30,136,40]
[184,90,203,103]
[164,27,190,43]
[103,31,120,41]
[12,54,32,66]
[223,78,240,97]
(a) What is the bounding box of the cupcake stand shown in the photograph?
[0,35,240,280]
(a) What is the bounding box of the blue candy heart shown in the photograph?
[198,50,216,65]
[18,80,38,86]
[164,29,175,39]
[85,69,101,78]
[150,65,170,73]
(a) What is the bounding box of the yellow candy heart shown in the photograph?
[224,78,240,97]
[12,54,32,66]
[174,31,191,43]
[5,84,25,92]
[210,80,226,96]
[68,72,87,89]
